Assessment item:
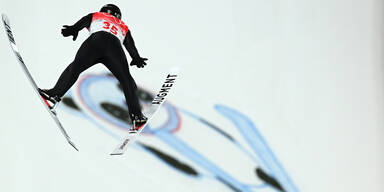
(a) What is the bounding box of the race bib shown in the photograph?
[89,12,128,43]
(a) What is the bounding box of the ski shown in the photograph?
[111,69,179,155]
[2,14,79,151]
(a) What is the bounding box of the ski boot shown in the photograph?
[129,113,148,132]
[38,88,61,110]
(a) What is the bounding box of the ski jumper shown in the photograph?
[46,12,144,117]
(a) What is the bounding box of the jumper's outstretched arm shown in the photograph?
[61,13,93,41]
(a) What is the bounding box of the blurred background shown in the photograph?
[0,0,383,191]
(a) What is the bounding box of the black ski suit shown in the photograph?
[45,13,146,118]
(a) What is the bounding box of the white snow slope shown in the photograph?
[0,0,383,192]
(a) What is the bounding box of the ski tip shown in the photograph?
[110,152,123,156]
[69,141,79,151]
[110,148,125,155]
[1,14,9,23]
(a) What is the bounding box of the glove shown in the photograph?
[61,25,79,41]
[130,57,148,68]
